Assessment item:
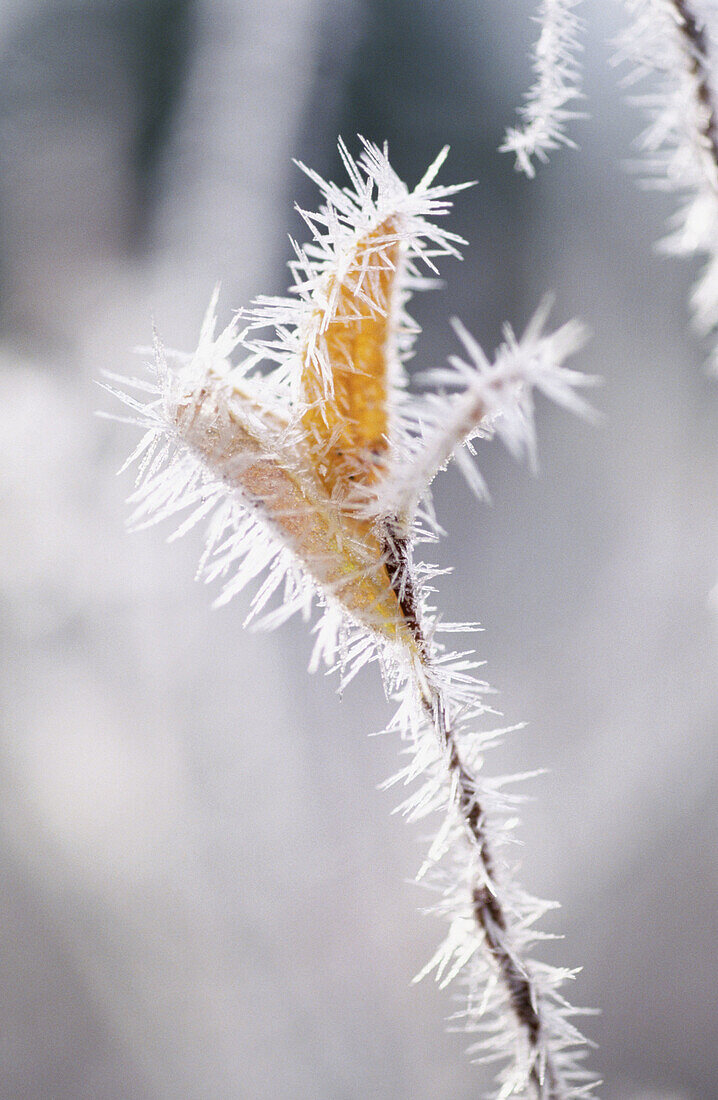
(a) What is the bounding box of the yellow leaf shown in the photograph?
[300,217,399,497]
[176,385,420,650]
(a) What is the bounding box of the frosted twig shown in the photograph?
[105,140,598,1098]
[382,305,593,525]
[501,0,585,177]
[617,0,718,365]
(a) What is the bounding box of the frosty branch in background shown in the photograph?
[617,0,718,365]
[506,0,718,365]
[106,141,599,1098]
[501,0,585,177]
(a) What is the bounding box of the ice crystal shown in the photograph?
[617,0,718,366]
[501,0,585,177]
[106,138,599,1097]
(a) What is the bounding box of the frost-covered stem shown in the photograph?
[501,0,584,177]
[618,0,718,361]
[382,526,567,1098]
[389,390,489,528]
[109,142,597,1096]
[672,0,718,182]
[428,689,565,1099]
[385,310,592,528]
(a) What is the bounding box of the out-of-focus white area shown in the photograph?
[0,1,716,1097]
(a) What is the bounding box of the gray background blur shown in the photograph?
[0,1,716,1097]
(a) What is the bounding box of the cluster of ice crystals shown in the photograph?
[106,139,598,1098]
[501,0,585,178]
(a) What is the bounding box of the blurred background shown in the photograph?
[0,1,716,1097]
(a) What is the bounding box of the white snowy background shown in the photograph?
[0,1,715,1097]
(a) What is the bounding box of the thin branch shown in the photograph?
[381,522,580,1096]
[618,0,718,364]
[108,141,598,1098]
[673,0,718,182]
[501,0,585,178]
[435,694,567,1099]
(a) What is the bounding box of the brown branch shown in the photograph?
[437,699,563,1099]
[382,523,565,1098]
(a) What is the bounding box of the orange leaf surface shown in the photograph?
[300,218,399,497]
